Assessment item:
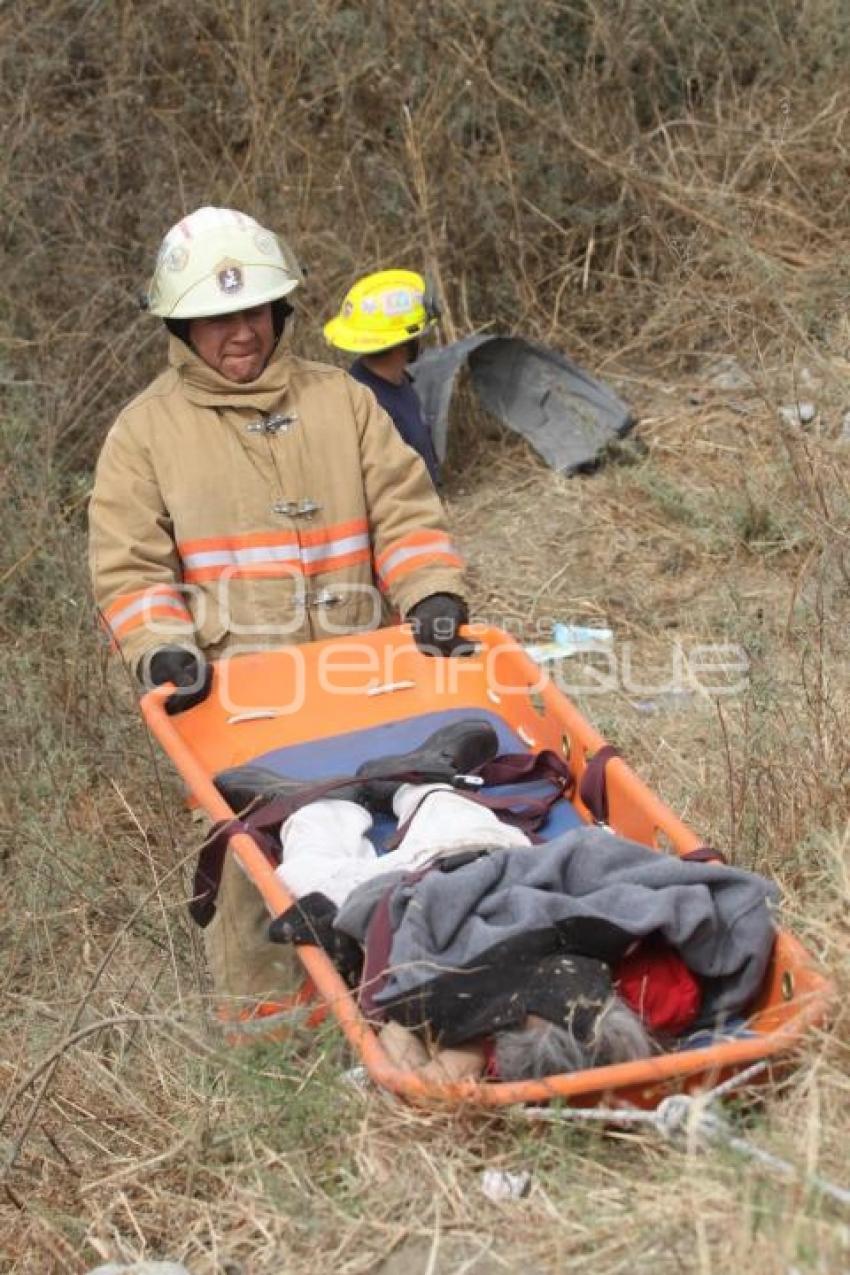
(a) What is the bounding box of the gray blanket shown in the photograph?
[336,827,779,1025]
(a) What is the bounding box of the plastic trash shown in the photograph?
[778,402,816,426]
[552,623,614,648]
[87,1264,191,1275]
[480,1168,532,1202]
[630,690,696,715]
[525,622,614,664]
[340,1064,371,1091]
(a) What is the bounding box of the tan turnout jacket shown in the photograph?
[89,334,464,669]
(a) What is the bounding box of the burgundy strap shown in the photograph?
[358,889,394,1020]
[359,863,433,1020]
[681,844,727,864]
[383,788,447,852]
[477,749,573,791]
[190,821,278,928]
[191,750,575,927]
[243,775,365,835]
[188,767,472,928]
[385,788,562,851]
[468,788,563,834]
[471,748,574,834]
[187,776,366,929]
[372,749,575,852]
[579,744,621,823]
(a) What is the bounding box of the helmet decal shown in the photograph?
[382,288,419,316]
[253,230,277,256]
[217,265,244,295]
[165,245,189,273]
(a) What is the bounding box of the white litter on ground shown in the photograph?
[87,1264,191,1275]
[778,401,817,426]
[480,1168,532,1202]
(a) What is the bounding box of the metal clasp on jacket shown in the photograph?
[248,412,298,435]
[272,499,321,518]
[306,587,342,609]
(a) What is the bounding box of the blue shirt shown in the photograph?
[349,358,441,486]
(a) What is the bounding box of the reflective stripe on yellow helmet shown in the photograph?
[323,269,437,354]
[145,206,303,320]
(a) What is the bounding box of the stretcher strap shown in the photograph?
[190,779,385,929]
[189,771,476,929]
[226,775,367,837]
[478,749,573,790]
[681,845,727,864]
[190,819,279,927]
[359,884,400,1021]
[358,855,485,1020]
[382,749,574,851]
[191,751,574,928]
[577,746,725,862]
[578,744,620,823]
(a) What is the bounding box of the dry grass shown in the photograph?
[2,1,850,1272]
[4,375,849,1275]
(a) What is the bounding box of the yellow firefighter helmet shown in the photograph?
[144,206,303,320]
[323,269,439,354]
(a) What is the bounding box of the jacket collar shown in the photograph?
[169,332,292,412]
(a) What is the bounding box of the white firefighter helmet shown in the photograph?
[145,206,303,320]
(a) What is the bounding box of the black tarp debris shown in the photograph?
[410,334,635,474]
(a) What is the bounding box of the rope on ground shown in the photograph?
[522,1062,850,1210]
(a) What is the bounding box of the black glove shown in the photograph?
[269,892,363,987]
[139,645,213,716]
[407,593,474,657]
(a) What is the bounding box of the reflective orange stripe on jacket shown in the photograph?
[374,531,463,591]
[102,585,193,641]
[178,519,371,583]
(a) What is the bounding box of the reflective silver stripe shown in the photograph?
[183,543,299,569]
[182,532,370,572]
[106,591,189,632]
[377,536,455,581]
[299,532,370,564]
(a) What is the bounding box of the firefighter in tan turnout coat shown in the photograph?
[89,206,469,1025]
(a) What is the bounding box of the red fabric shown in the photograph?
[614,939,702,1034]
[482,1037,500,1080]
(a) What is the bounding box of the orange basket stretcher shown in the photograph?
[141,625,831,1110]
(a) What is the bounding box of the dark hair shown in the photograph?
[271,297,293,339]
[164,316,190,344]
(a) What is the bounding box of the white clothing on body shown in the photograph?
[275,783,530,908]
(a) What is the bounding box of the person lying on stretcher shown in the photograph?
[215,721,779,1084]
